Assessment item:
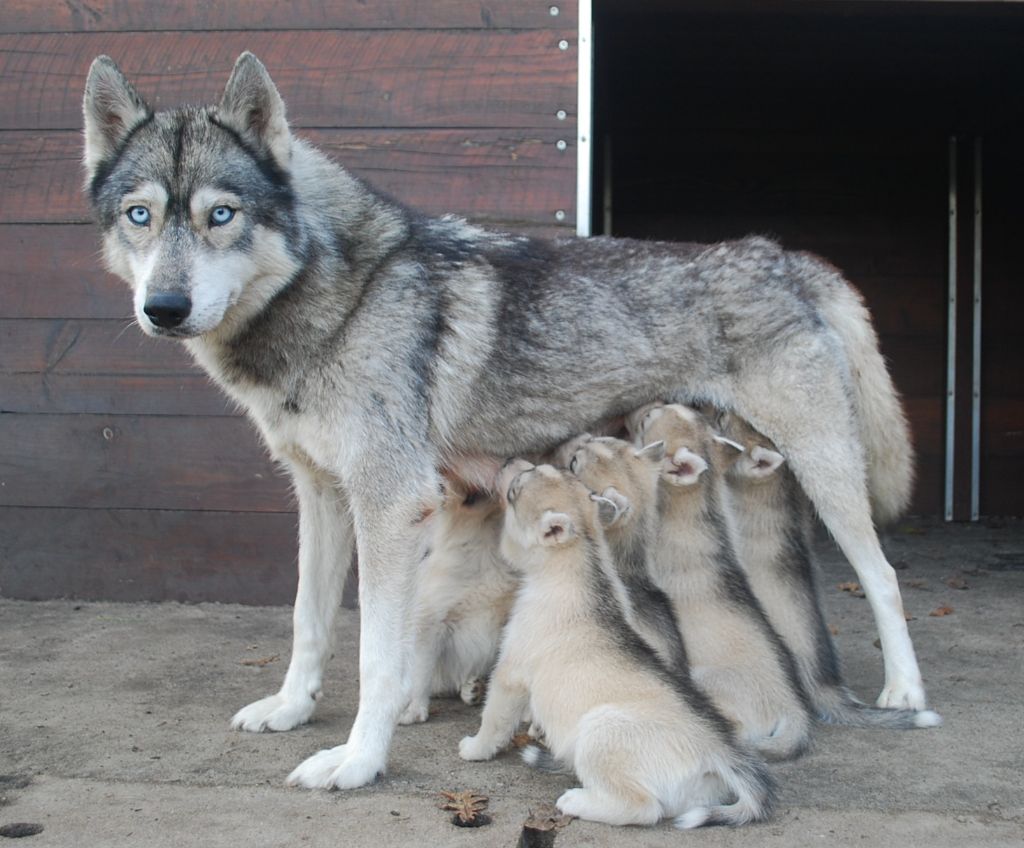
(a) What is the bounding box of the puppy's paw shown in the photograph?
[398,701,430,725]
[458,734,496,762]
[231,692,317,732]
[460,678,486,706]
[286,745,348,789]
[876,679,927,712]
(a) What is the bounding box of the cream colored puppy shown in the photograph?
[720,415,941,730]
[557,434,689,675]
[399,480,517,724]
[459,460,774,828]
[630,403,814,760]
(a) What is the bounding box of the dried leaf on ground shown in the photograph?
[838,581,865,598]
[929,604,955,617]
[944,575,969,590]
[828,624,840,636]
[239,654,280,667]
[905,612,917,621]
[440,790,490,827]
[523,803,574,832]
[905,579,928,590]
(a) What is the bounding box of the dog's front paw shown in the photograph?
[460,677,487,706]
[876,680,927,712]
[398,700,430,725]
[231,692,316,733]
[286,745,383,790]
[458,734,496,761]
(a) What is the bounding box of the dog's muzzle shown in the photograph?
[144,292,192,330]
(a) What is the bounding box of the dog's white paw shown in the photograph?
[231,692,316,732]
[876,680,927,712]
[398,701,429,725]
[458,734,496,762]
[460,677,487,706]
[286,745,382,790]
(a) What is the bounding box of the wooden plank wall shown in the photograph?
[0,1,579,603]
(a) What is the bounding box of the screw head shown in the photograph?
[556,140,567,151]
[555,210,566,222]
[556,109,567,120]
[558,39,569,50]
[549,5,560,16]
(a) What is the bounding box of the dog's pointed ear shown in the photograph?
[665,447,708,486]
[743,445,786,479]
[82,56,152,179]
[219,52,291,169]
[635,440,666,465]
[538,510,576,546]
[593,487,630,526]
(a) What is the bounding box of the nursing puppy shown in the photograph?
[460,460,774,828]
[630,403,814,760]
[557,434,689,676]
[721,416,942,730]
[399,480,516,725]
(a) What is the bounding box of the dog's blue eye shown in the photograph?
[126,206,150,226]
[210,206,235,226]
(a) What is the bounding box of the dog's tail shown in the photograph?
[815,275,915,524]
[520,744,572,775]
[675,752,775,829]
[815,685,942,729]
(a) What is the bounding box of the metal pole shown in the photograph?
[971,137,983,521]
[945,136,957,522]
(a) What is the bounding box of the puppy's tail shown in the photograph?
[815,274,915,524]
[675,753,775,829]
[816,686,942,730]
[520,744,572,775]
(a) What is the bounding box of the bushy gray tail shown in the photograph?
[520,744,573,775]
[814,270,915,524]
[816,686,942,729]
[675,754,775,829]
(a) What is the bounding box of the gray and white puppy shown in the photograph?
[631,403,815,760]
[399,480,516,725]
[460,460,774,829]
[557,433,689,676]
[82,52,929,789]
[720,416,942,730]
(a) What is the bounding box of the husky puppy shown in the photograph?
[398,480,516,725]
[82,53,930,788]
[460,460,774,828]
[630,404,814,759]
[556,434,689,675]
[720,416,942,730]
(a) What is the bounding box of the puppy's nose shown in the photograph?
[144,292,191,329]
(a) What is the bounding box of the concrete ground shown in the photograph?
[1,518,1022,847]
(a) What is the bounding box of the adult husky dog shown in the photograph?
[82,52,932,789]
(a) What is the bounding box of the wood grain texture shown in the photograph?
[0,129,576,226]
[0,506,298,604]
[0,414,289,512]
[2,0,577,34]
[0,31,577,131]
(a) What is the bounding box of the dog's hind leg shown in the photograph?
[232,464,353,732]
[731,355,929,712]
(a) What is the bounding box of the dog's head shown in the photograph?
[82,53,302,339]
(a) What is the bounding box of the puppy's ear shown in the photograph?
[635,440,666,465]
[664,447,708,487]
[593,488,629,526]
[82,56,152,179]
[624,402,664,441]
[741,445,786,479]
[219,52,291,169]
[538,510,576,546]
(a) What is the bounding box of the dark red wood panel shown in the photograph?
[0,31,577,131]
[0,414,289,512]
[2,1,577,34]
[0,506,298,604]
[0,129,576,227]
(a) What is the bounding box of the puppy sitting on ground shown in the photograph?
[557,434,689,676]
[629,403,814,760]
[459,459,774,828]
[399,479,517,725]
[720,415,942,730]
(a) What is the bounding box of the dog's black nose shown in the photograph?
[144,292,191,329]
